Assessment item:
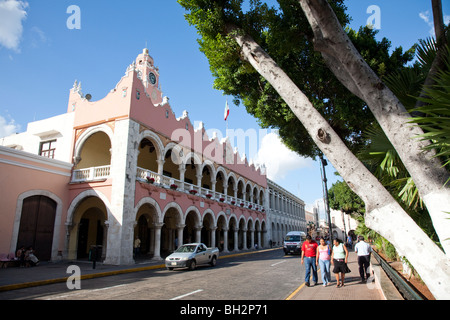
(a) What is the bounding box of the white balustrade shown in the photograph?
[135,167,262,211]
[72,165,111,182]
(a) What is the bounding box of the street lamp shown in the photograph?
[319,154,333,243]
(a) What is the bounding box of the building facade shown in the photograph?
[1,49,304,265]
[267,180,306,246]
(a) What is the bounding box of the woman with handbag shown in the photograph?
[331,238,350,287]
[316,237,331,287]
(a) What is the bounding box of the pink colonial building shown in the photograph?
[0,49,275,265]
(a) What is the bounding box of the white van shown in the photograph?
[283,231,307,255]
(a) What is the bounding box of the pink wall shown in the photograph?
[0,147,72,254]
[69,65,267,189]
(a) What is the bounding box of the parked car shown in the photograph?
[165,243,219,271]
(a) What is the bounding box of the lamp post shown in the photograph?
[319,154,333,242]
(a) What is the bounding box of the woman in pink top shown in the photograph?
[316,237,331,287]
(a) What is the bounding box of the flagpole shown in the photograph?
[225,99,229,136]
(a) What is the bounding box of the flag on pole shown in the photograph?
[224,100,230,121]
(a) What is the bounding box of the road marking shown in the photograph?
[285,267,321,300]
[270,260,287,267]
[170,289,204,300]
[46,284,127,300]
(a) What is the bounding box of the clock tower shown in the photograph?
[135,48,163,105]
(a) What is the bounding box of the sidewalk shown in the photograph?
[0,256,165,292]
[287,251,403,300]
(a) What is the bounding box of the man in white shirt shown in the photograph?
[355,236,372,283]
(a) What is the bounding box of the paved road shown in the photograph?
[0,249,305,300]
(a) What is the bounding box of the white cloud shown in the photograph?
[419,10,450,37]
[0,0,28,52]
[253,132,313,180]
[0,115,20,137]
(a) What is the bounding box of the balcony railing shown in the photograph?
[137,167,265,212]
[70,165,265,212]
[72,165,111,182]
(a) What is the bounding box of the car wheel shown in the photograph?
[189,260,196,271]
[210,256,217,267]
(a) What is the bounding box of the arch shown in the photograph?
[201,210,216,247]
[201,160,216,179]
[74,124,114,164]
[215,166,227,182]
[202,208,216,226]
[252,185,259,204]
[184,206,202,225]
[258,188,265,206]
[66,190,111,260]
[67,190,113,226]
[161,202,183,254]
[201,160,215,191]
[216,213,228,252]
[162,202,184,224]
[237,179,245,200]
[134,197,162,222]
[137,130,164,161]
[182,151,202,167]
[12,190,63,261]
[238,215,247,250]
[215,167,227,194]
[134,198,161,257]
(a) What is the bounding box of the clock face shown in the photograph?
[148,72,156,85]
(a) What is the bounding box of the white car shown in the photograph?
[165,243,219,271]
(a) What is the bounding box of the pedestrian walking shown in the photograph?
[331,238,350,287]
[301,235,318,287]
[134,238,141,258]
[354,236,372,283]
[316,237,331,287]
[347,233,353,250]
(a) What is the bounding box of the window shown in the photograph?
[39,140,56,159]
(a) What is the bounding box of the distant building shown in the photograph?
[267,180,306,246]
[329,209,358,241]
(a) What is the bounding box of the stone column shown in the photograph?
[195,226,202,243]
[233,228,239,251]
[210,227,217,248]
[250,228,255,249]
[223,228,229,253]
[242,228,248,250]
[179,165,186,190]
[156,159,165,179]
[152,223,163,261]
[177,224,185,248]
[257,230,261,248]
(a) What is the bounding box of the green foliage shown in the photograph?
[354,215,398,261]
[178,0,415,159]
[411,47,450,185]
[328,180,365,215]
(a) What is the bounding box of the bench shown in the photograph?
[0,253,19,268]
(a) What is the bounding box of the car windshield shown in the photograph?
[285,235,301,241]
[175,245,197,253]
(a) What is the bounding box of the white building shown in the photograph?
[330,209,358,241]
[267,179,306,246]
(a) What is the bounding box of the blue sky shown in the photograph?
[0,0,449,215]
